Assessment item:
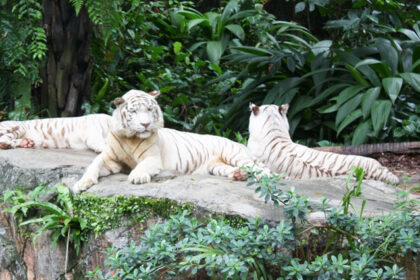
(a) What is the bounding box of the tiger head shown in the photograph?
[248,103,290,136]
[112,89,164,138]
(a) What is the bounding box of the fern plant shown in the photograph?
[69,0,122,44]
[3,184,88,274]
[0,0,46,120]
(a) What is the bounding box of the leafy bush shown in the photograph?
[87,169,419,279]
[219,2,420,145]
[176,0,257,65]
[0,0,47,120]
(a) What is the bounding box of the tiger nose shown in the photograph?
[141,122,150,128]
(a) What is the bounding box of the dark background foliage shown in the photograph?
[0,0,419,145]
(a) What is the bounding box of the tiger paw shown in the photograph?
[128,171,151,184]
[233,169,248,181]
[71,177,96,194]
[18,138,35,148]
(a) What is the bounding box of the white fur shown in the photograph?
[0,114,112,152]
[72,90,266,193]
[247,103,399,184]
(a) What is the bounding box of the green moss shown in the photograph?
[74,194,194,235]
[219,214,248,228]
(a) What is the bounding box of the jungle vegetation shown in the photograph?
[1,0,419,145]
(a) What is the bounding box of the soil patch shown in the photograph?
[370,153,420,188]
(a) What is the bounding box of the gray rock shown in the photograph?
[1,148,416,223]
[0,228,27,280]
[1,148,419,278]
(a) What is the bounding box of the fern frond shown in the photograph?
[85,0,122,44]
[69,0,85,15]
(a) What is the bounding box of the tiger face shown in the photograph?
[113,89,164,138]
[248,103,290,136]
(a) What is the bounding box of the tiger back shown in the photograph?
[0,114,112,152]
[247,103,399,184]
[72,90,261,193]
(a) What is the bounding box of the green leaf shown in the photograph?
[361,87,380,119]
[210,63,222,75]
[96,78,109,101]
[221,0,239,23]
[295,2,306,13]
[371,100,392,136]
[376,38,398,75]
[336,94,363,126]
[225,24,245,40]
[70,0,83,15]
[205,12,220,36]
[9,201,67,217]
[187,18,206,30]
[206,41,223,65]
[354,58,381,69]
[345,64,370,87]
[311,40,332,56]
[232,46,273,56]
[351,120,371,145]
[336,50,380,86]
[382,77,403,103]
[317,103,338,114]
[399,73,420,92]
[337,109,362,136]
[56,184,73,211]
[79,218,87,230]
[398,28,420,41]
[287,83,348,118]
[19,214,61,227]
[177,9,203,19]
[173,41,182,55]
[189,41,206,52]
[337,85,366,106]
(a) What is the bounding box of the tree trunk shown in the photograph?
[35,0,92,117]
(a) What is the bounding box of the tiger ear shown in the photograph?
[249,102,259,116]
[114,97,125,106]
[148,90,161,98]
[279,104,289,114]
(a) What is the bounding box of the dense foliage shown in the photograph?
[1,0,419,144]
[2,170,419,279]
[85,169,419,279]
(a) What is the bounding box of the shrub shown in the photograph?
[87,169,418,279]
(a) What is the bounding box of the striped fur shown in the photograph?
[0,114,112,152]
[72,89,261,193]
[247,104,400,184]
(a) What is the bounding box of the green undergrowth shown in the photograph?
[0,185,194,255]
[87,168,420,280]
[0,184,246,250]
[1,169,419,279]
[74,194,194,235]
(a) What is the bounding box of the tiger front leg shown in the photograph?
[128,155,162,184]
[72,153,121,193]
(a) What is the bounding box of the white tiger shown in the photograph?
[0,114,112,152]
[247,103,400,184]
[72,89,263,193]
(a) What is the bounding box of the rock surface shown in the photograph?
[0,148,418,279]
[0,148,415,221]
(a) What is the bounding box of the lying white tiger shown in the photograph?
[247,103,399,184]
[72,90,262,193]
[0,114,111,152]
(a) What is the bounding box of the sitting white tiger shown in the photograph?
[247,103,399,184]
[0,114,112,152]
[72,89,263,193]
